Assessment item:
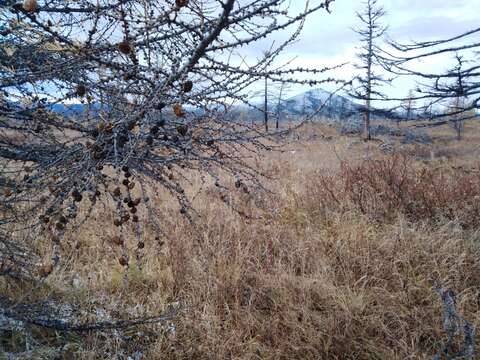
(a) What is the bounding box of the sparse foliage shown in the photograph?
[1,1,479,357]
[445,56,476,140]
[382,27,479,125]
[401,89,416,122]
[0,0,338,333]
[350,0,389,140]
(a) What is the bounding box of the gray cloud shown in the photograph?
[245,0,478,97]
[282,0,477,55]
[234,0,477,100]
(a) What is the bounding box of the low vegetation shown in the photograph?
[2,1,479,358]
[2,123,479,359]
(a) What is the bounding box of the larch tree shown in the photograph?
[382,27,479,126]
[350,0,388,140]
[0,0,341,332]
[402,89,416,121]
[274,82,291,129]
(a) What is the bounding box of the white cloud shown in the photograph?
[244,0,477,100]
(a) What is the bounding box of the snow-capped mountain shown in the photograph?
[280,88,361,119]
[7,87,363,122]
[232,87,362,122]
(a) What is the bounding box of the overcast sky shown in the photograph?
[250,0,479,101]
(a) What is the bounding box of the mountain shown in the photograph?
[48,103,104,117]
[230,87,362,123]
[280,88,361,119]
[5,87,361,122]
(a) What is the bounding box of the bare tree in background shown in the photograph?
[351,0,388,140]
[0,0,340,334]
[448,96,467,140]
[263,76,293,131]
[274,82,291,129]
[264,75,269,131]
[447,56,474,140]
[259,81,292,129]
[382,27,479,126]
[401,89,416,123]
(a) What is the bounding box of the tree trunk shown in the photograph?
[276,83,284,130]
[364,107,371,140]
[264,76,268,132]
[364,1,373,141]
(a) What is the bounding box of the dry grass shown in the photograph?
[2,122,480,359]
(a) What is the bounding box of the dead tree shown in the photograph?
[447,56,475,140]
[380,27,479,126]
[402,89,416,122]
[275,82,290,129]
[262,81,291,130]
[449,97,466,140]
[250,78,292,130]
[0,0,341,334]
[350,0,388,140]
[264,76,269,132]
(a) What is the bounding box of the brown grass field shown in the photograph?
[2,120,480,359]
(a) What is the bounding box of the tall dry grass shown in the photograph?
[2,124,480,359]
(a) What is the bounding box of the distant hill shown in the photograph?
[48,103,104,117]
[230,88,363,123]
[10,88,362,122]
[281,88,361,119]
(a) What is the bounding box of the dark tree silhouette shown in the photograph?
[401,89,416,123]
[381,27,479,126]
[350,0,388,140]
[264,76,269,131]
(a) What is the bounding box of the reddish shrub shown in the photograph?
[311,155,480,227]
